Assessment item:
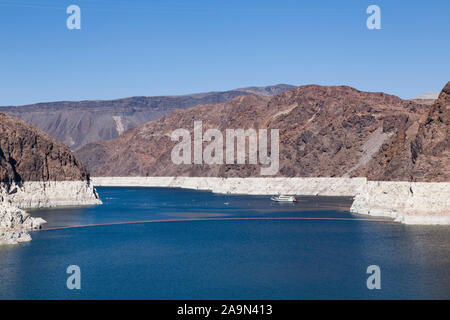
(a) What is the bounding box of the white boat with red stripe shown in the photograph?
[270,195,298,202]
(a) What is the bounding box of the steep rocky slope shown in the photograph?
[76,83,446,181]
[0,112,100,207]
[357,82,449,182]
[1,112,101,244]
[0,113,89,183]
[1,85,294,150]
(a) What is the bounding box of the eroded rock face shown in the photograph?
[0,112,89,183]
[350,180,450,225]
[0,201,46,245]
[0,112,101,244]
[357,81,449,182]
[77,84,442,181]
[2,181,101,209]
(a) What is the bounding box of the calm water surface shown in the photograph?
[0,187,449,299]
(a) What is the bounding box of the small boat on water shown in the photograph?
[270,195,298,202]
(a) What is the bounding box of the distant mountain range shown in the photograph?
[75,82,450,182]
[0,84,295,150]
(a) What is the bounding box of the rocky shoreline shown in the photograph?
[1,180,102,209]
[0,111,104,245]
[349,181,450,224]
[0,201,46,245]
[93,177,450,225]
[0,181,102,245]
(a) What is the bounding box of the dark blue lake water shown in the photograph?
[0,187,449,299]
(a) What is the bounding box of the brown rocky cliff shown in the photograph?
[76,83,447,181]
[357,81,449,181]
[0,113,90,183]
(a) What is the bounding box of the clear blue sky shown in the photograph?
[0,0,448,105]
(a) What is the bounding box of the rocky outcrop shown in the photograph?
[350,181,450,225]
[1,181,100,209]
[357,81,449,182]
[1,85,294,150]
[0,112,89,183]
[0,201,46,245]
[0,112,101,244]
[0,112,101,209]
